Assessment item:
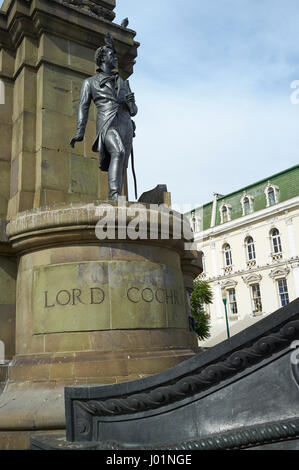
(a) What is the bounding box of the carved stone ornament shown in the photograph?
[221,279,238,289]
[62,0,115,21]
[269,267,290,280]
[242,273,262,285]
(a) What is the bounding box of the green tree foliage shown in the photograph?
[190,279,213,340]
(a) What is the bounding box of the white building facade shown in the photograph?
[188,165,299,347]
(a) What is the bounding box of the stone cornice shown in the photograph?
[269,266,290,280]
[0,0,139,78]
[60,0,116,22]
[242,273,262,285]
[204,257,299,283]
[221,279,238,289]
[6,203,200,279]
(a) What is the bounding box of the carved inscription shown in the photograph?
[44,287,181,307]
[33,261,187,333]
[127,287,182,305]
[44,287,105,308]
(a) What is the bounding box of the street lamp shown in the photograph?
[221,287,230,339]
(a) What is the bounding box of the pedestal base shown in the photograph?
[0,343,197,449]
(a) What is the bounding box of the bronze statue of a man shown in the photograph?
[70,33,138,201]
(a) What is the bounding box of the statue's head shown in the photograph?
[95,32,118,71]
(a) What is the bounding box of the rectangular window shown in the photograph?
[225,251,232,266]
[228,288,238,315]
[277,279,289,307]
[273,237,282,253]
[251,283,263,314]
[247,243,256,260]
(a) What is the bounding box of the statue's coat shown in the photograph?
[76,72,137,171]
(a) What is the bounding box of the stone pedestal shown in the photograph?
[0,202,201,449]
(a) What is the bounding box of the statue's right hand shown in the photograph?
[70,134,84,148]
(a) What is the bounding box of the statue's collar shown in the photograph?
[96,70,118,85]
[96,66,119,75]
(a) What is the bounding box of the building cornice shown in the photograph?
[204,257,298,283]
[194,196,299,242]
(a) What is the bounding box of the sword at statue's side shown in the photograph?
[125,80,138,200]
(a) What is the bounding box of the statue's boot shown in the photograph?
[108,153,125,200]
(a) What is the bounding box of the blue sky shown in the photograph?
[114,0,299,208]
[1,0,299,208]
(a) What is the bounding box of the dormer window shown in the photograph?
[222,206,228,222]
[244,197,250,214]
[190,211,199,233]
[265,182,279,207]
[219,203,231,224]
[268,188,275,206]
[241,194,254,216]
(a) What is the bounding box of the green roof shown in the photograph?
[187,165,299,230]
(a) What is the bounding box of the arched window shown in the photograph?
[190,211,199,233]
[271,228,282,254]
[241,194,254,216]
[243,197,250,215]
[222,206,228,223]
[268,188,275,206]
[219,203,231,224]
[191,216,196,232]
[265,183,279,207]
[246,236,256,261]
[223,243,232,267]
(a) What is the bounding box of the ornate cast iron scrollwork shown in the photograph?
[74,319,299,419]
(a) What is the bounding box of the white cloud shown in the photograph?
[127,78,299,207]
[117,0,299,207]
